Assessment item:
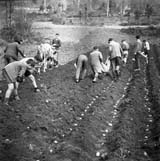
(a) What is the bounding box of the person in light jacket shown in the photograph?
[2,59,35,105]
[108,38,123,80]
[90,46,104,83]
[74,54,88,83]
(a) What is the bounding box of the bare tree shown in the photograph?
[88,0,93,11]
[43,0,46,11]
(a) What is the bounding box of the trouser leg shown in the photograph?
[53,52,59,67]
[28,74,37,88]
[111,59,116,79]
[93,72,99,82]
[28,74,40,92]
[81,68,87,80]
[75,67,81,82]
[135,53,140,69]
[115,65,121,78]
[4,83,14,104]
[14,82,20,100]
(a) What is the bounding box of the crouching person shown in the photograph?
[90,46,104,83]
[2,59,35,105]
[74,54,88,83]
[20,57,40,92]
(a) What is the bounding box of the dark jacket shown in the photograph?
[4,42,25,60]
[52,38,61,49]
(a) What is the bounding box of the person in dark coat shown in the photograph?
[74,54,88,83]
[3,37,25,65]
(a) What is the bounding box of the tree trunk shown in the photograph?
[43,0,46,12]
[9,0,11,27]
[5,1,8,27]
[106,0,110,17]
[77,0,80,9]
[88,0,93,11]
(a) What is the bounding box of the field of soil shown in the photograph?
[0,25,160,161]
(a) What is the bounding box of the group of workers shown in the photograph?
[75,35,150,83]
[0,33,150,105]
[1,33,61,105]
[75,38,129,83]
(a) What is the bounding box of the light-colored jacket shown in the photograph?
[143,41,150,51]
[90,50,103,73]
[121,41,130,51]
[109,41,123,59]
[4,61,27,82]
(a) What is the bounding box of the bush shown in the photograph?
[0,9,33,42]
[121,26,160,37]
[50,15,64,24]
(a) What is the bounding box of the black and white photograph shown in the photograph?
[0,0,160,160]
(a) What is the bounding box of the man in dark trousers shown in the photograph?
[134,35,143,71]
[3,37,26,65]
[108,38,123,81]
[51,33,61,67]
[74,54,88,83]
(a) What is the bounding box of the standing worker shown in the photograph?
[108,38,123,81]
[3,37,26,65]
[90,46,104,83]
[74,54,88,83]
[51,33,61,68]
[134,35,143,71]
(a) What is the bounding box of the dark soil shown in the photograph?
[0,43,160,161]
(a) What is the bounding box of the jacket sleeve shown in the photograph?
[17,44,25,57]
[19,64,27,77]
[99,52,103,62]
